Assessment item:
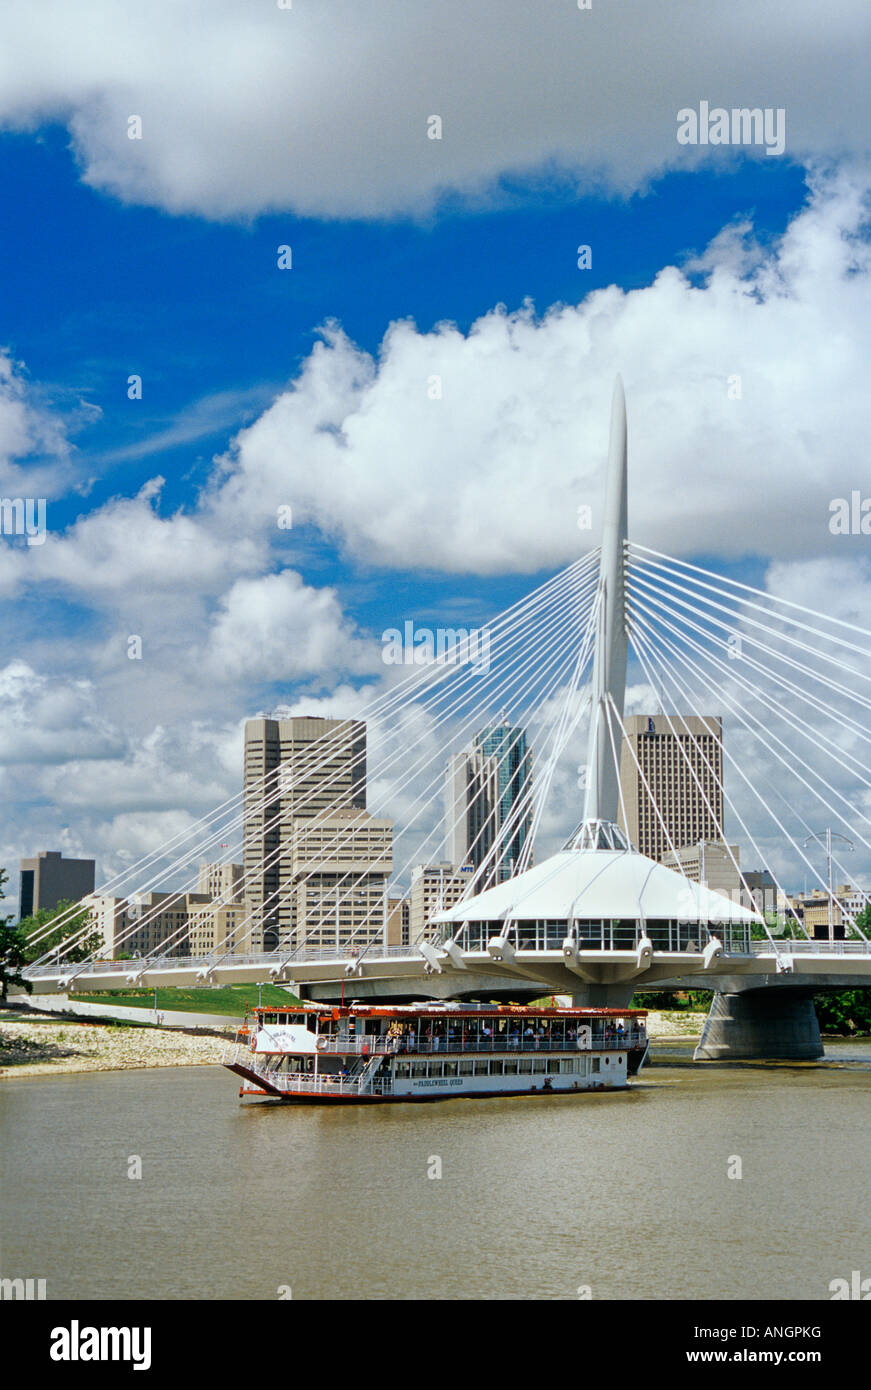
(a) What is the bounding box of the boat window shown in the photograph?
[474,1059,489,1076]
[591,1057,600,1073]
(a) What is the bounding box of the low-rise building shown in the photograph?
[196,862,245,904]
[409,862,475,942]
[792,883,870,939]
[186,899,252,955]
[661,840,742,898]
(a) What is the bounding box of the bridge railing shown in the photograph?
[23,944,425,982]
[749,939,871,956]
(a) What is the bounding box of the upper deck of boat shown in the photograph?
[251,1002,647,1023]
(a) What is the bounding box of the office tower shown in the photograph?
[243,715,373,950]
[409,862,475,943]
[445,720,533,887]
[18,850,96,920]
[618,714,724,861]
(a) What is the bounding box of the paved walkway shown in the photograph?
[17,994,241,1030]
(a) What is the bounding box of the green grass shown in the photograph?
[74,984,300,1016]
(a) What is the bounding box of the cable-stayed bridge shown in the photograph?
[23,379,871,1060]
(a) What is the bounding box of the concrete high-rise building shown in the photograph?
[18,850,95,920]
[243,716,366,947]
[409,862,475,943]
[618,715,724,862]
[445,721,533,888]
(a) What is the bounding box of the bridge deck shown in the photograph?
[21,939,871,996]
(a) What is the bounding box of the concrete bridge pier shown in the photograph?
[570,984,637,1011]
[694,989,823,1062]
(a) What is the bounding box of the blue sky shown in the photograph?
[0,124,806,626]
[1,1,870,904]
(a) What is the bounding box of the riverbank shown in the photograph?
[0,1015,231,1078]
[0,1008,709,1078]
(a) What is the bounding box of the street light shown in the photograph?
[803,830,854,945]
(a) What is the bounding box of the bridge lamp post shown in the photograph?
[803,830,854,945]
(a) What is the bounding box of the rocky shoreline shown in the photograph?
[0,1015,232,1078]
[0,1008,709,1078]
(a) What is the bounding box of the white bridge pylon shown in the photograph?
[22,380,871,1002]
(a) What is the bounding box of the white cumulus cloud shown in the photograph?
[0,1,869,220]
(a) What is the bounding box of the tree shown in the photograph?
[0,868,32,1001]
[21,898,103,965]
[813,990,871,1036]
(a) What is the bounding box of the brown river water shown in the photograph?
[2,1039,869,1301]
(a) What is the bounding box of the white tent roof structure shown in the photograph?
[435,846,763,927]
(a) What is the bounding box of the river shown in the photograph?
[2,1040,870,1301]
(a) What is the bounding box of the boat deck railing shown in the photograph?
[226,1051,394,1097]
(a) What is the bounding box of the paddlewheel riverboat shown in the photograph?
[223,1001,648,1103]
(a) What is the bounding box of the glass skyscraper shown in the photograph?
[445,719,533,886]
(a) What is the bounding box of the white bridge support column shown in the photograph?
[583,375,629,825]
[694,989,824,1062]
